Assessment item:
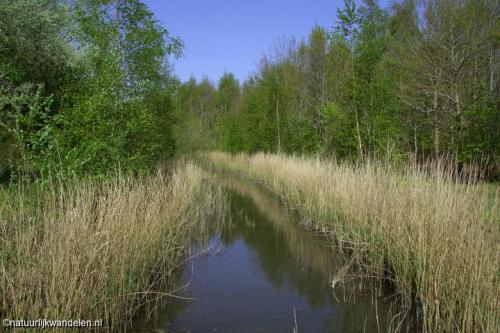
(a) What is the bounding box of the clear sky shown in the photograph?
[142,0,386,83]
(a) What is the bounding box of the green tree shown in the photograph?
[53,0,182,174]
[0,0,77,176]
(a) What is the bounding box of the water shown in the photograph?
[132,176,415,332]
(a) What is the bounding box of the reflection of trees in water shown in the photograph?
[219,182,333,309]
[218,176,416,332]
[219,178,353,307]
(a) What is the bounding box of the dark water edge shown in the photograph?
[130,175,417,333]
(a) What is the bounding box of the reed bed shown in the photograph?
[0,161,225,331]
[205,151,499,333]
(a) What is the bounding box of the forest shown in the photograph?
[0,0,498,332]
[1,0,498,180]
[177,0,499,177]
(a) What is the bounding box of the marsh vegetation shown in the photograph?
[204,152,499,332]
[133,174,418,333]
[0,162,225,330]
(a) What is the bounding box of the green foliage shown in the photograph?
[2,0,497,178]
[173,78,217,153]
[0,79,56,175]
[189,0,498,177]
[0,0,182,179]
[321,102,357,158]
[0,0,76,94]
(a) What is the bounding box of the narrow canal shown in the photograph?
[133,175,415,332]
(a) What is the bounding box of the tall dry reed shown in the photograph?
[205,151,499,333]
[0,161,224,331]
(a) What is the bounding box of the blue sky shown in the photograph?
[142,0,386,83]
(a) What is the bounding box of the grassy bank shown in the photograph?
[0,161,225,331]
[204,152,499,333]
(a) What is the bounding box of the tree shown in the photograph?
[0,0,77,176]
[174,77,217,152]
[392,0,499,169]
[53,0,182,174]
[335,0,364,160]
[0,0,183,177]
[215,73,240,149]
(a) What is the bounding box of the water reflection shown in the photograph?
[132,175,416,332]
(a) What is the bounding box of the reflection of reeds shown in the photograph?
[0,162,225,331]
[205,152,499,333]
[216,176,341,278]
[293,306,298,333]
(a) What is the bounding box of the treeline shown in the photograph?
[0,0,181,180]
[1,0,498,180]
[178,0,499,176]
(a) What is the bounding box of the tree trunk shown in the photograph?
[433,88,439,157]
[275,91,281,153]
[434,125,440,157]
[489,48,494,96]
[351,57,363,161]
[354,108,363,161]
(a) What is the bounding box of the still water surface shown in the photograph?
[133,176,415,332]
